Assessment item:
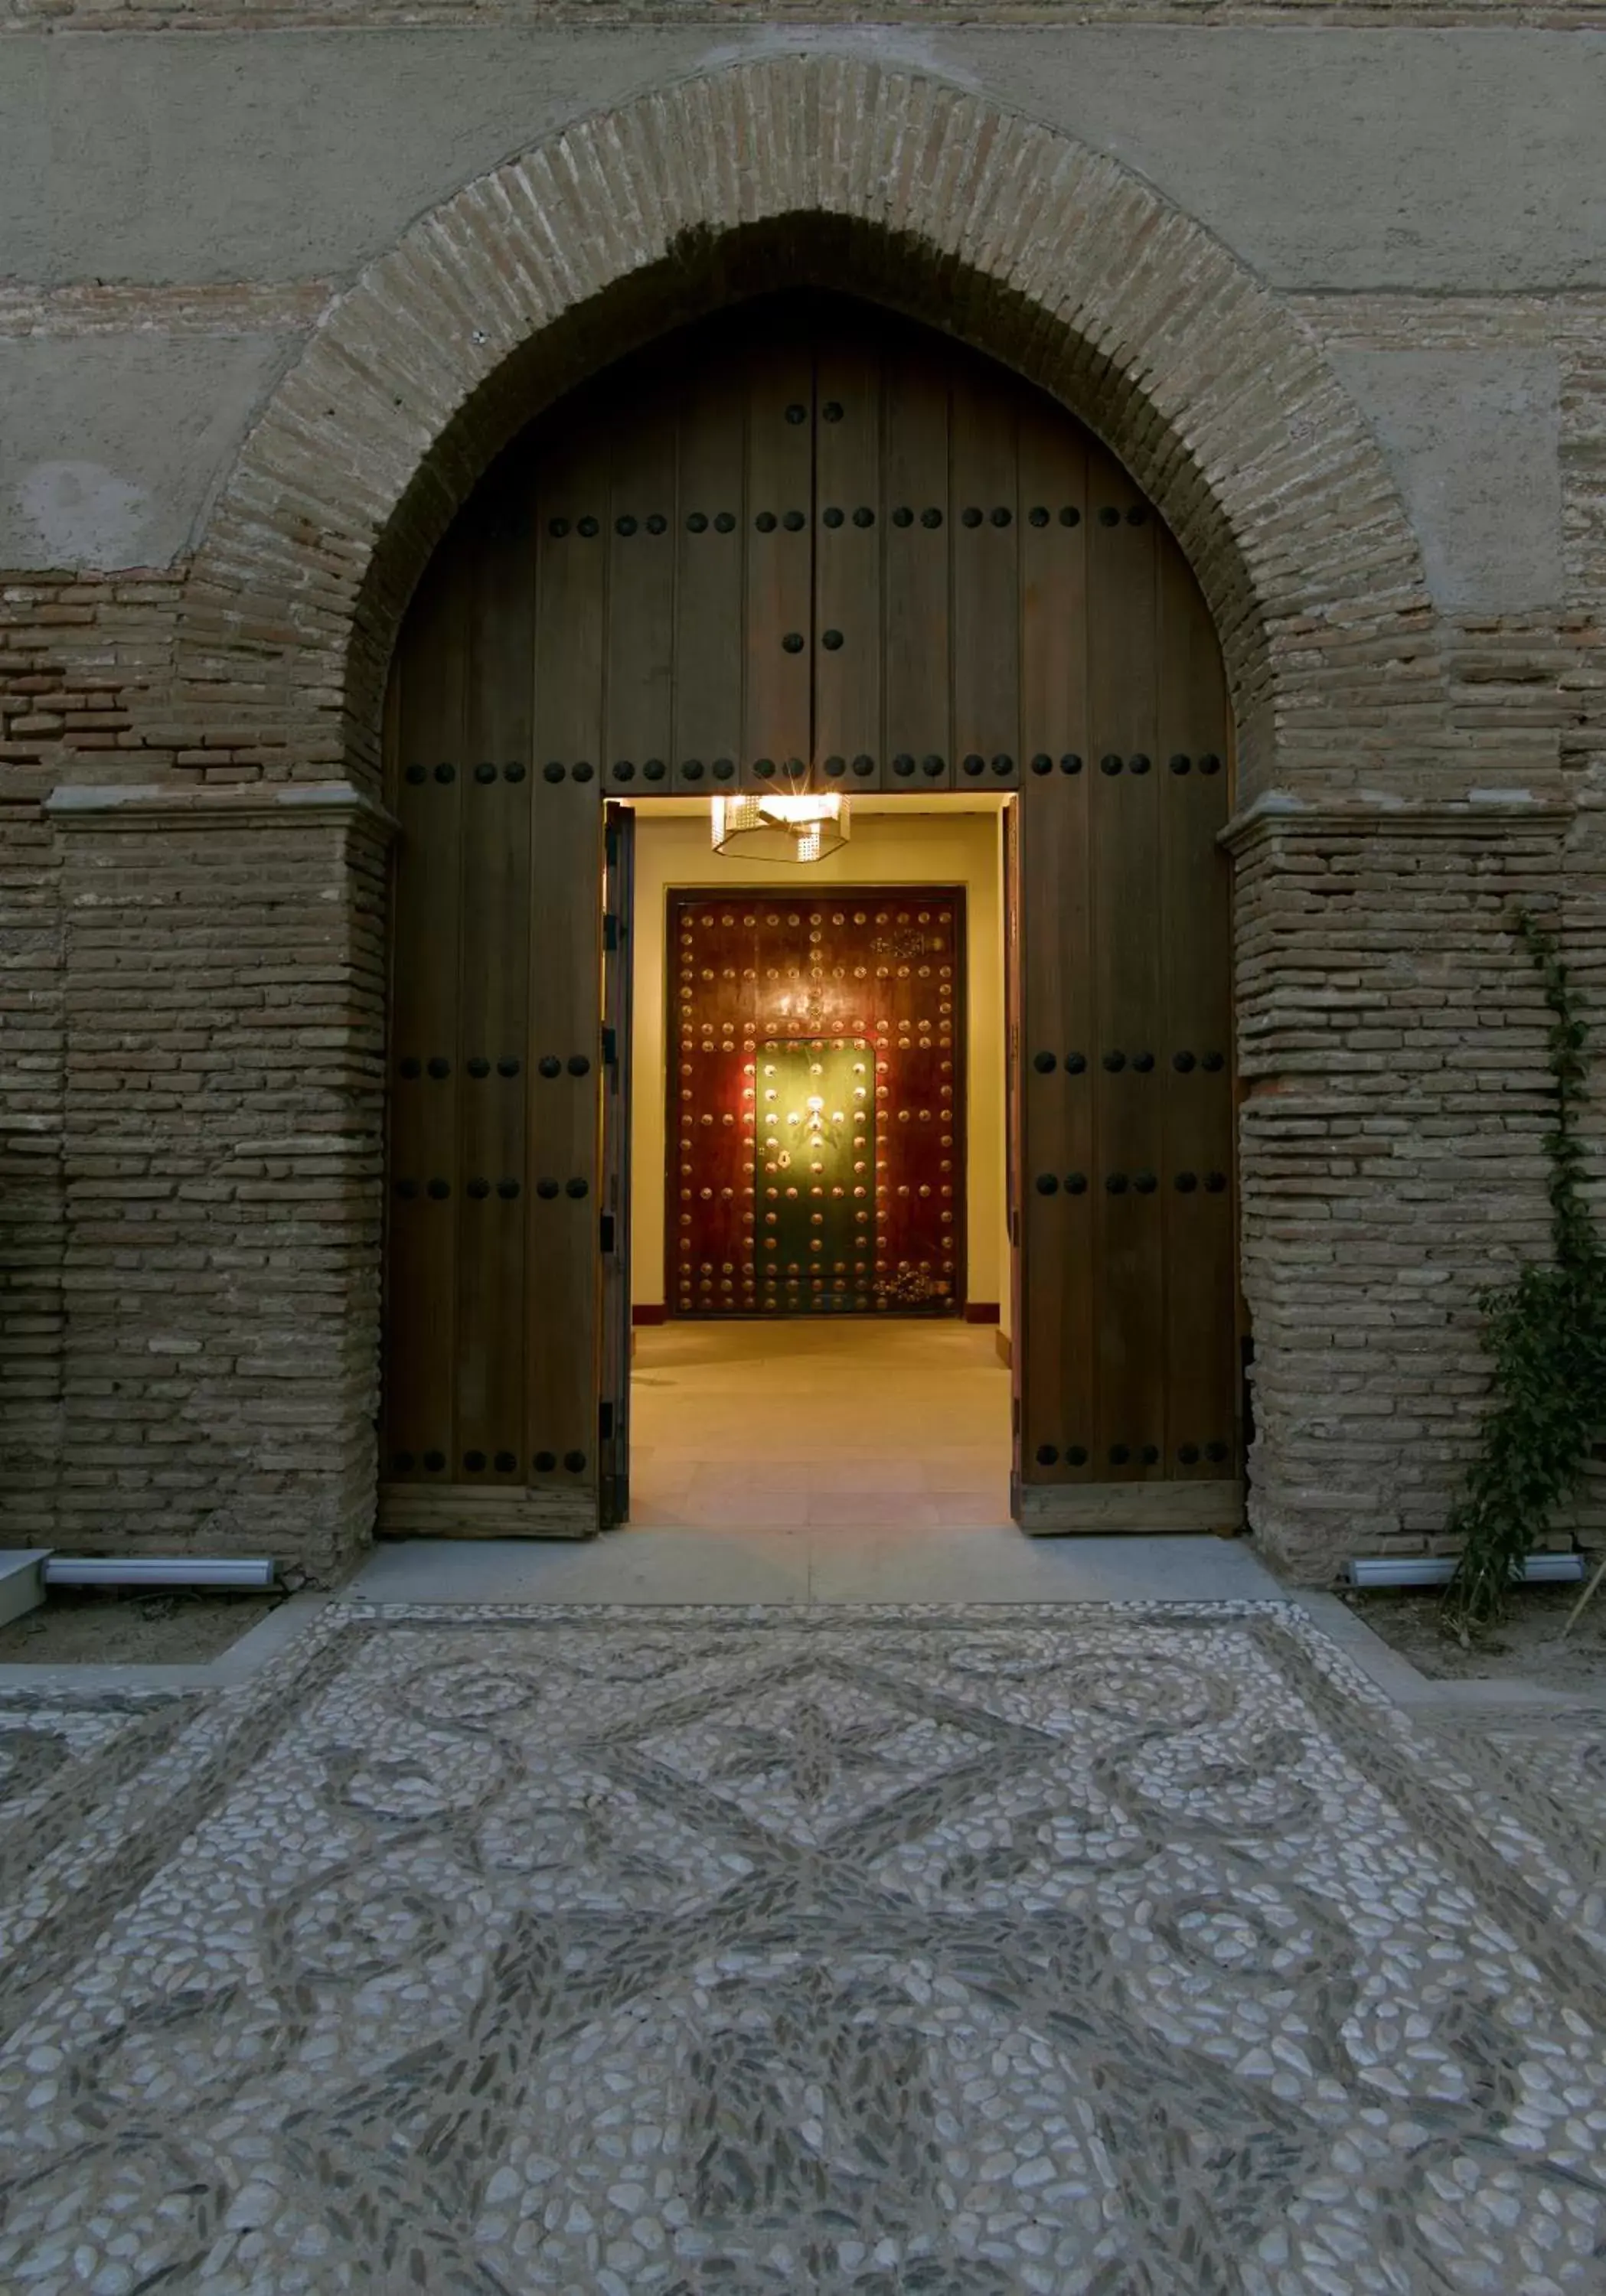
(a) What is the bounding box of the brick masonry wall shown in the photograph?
[2,53,1604,1581]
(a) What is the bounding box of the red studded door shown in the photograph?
[668,890,965,1317]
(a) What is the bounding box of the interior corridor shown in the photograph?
[629,1321,1011,1530]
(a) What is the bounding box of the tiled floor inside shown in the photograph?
[2,1600,1604,2294]
[629,1319,1013,1530]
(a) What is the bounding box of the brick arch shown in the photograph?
[177,54,1451,791]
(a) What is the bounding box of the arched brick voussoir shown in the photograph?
[176,52,1452,790]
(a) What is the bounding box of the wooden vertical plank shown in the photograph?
[880,333,952,799]
[454,470,536,1486]
[1017,393,1094,1492]
[742,334,814,789]
[383,536,467,1487]
[814,334,883,793]
[603,377,677,799]
[1157,533,1237,1482]
[673,334,746,799]
[599,803,635,1524]
[1086,444,1165,1482]
[951,359,1022,794]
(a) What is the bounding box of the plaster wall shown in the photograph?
[628,807,1010,1329]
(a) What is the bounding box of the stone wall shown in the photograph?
[2,37,1604,1581]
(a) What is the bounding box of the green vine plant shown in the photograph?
[1442,908,1606,1636]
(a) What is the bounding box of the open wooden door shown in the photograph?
[598,804,635,1527]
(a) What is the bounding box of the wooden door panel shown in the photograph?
[742,338,814,788]
[814,341,883,791]
[951,364,1022,796]
[880,344,951,800]
[674,355,746,797]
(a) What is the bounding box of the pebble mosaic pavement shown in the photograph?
[1,1602,1604,2295]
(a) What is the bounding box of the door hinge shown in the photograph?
[603,913,619,953]
[599,1212,615,1254]
[599,1398,615,1440]
[602,1026,617,1067]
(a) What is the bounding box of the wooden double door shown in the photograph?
[381,294,1240,1538]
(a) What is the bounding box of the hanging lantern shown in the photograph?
[712,788,850,864]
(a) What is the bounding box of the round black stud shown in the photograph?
[1033,1051,1057,1074]
[992,755,1014,778]
[1132,1052,1154,1073]
[893,754,916,778]
[756,511,777,533]
[1201,1051,1226,1074]
[687,511,708,533]
[1179,1443,1200,1466]
[1066,1443,1089,1466]
[1102,1050,1126,1072]
[567,1055,589,1078]
[714,512,736,533]
[393,1451,415,1473]
[1035,1174,1059,1195]
[1036,1444,1059,1466]
[1100,754,1123,776]
[921,507,944,529]
[427,1178,450,1200]
[1065,1052,1086,1075]
[646,514,666,536]
[1134,1170,1157,1195]
[1204,1171,1228,1194]
[494,1451,516,1473]
[497,1058,521,1078]
[434,762,455,784]
[1169,754,1192,776]
[822,401,844,423]
[824,755,846,778]
[1175,1172,1198,1194]
[504,762,526,783]
[1105,1172,1128,1195]
[1060,754,1083,775]
[782,633,805,654]
[400,1056,421,1079]
[1127,506,1148,526]
[612,760,635,781]
[536,1178,559,1200]
[643,758,666,782]
[1206,1441,1229,1464]
[1141,1443,1160,1465]
[548,517,570,539]
[682,759,705,782]
[468,1056,489,1078]
[1060,507,1082,529]
[543,761,565,783]
[755,758,776,778]
[822,630,844,651]
[854,507,875,529]
[1066,1172,1088,1195]
[538,1055,560,1078]
[615,514,637,537]
[1030,754,1053,776]
[427,1057,449,1079]
[404,763,427,784]
[424,1450,446,1473]
[961,507,983,528]
[1129,755,1151,776]
[1098,507,1121,528]
[497,1179,520,1201]
[394,1178,418,1200]
[852,755,875,778]
[468,1179,490,1201]
[991,506,1012,527]
[1173,1051,1196,1073]
[1109,1443,1130,1465]
[713,758,736,781]
[534,1450,557,1473]
[566,1177,589,1199]
[824,507,844,529]
[783,510,806,533]
[577,517,599,539]
[572,763,593,783]
[1029,506,1049,527]
[962,754,986,778]
[893,507,914,527]
[1198,752,1222,776]
[563,1450,586,1473]
[785,403,807,425]
[922,754,945,778]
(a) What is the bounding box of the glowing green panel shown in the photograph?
[756,1039,875,1314]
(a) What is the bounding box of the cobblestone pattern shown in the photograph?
[2,1603,1604,2295]
[8,1,1604,27]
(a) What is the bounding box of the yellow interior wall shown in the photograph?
[629,805,1010,1328]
